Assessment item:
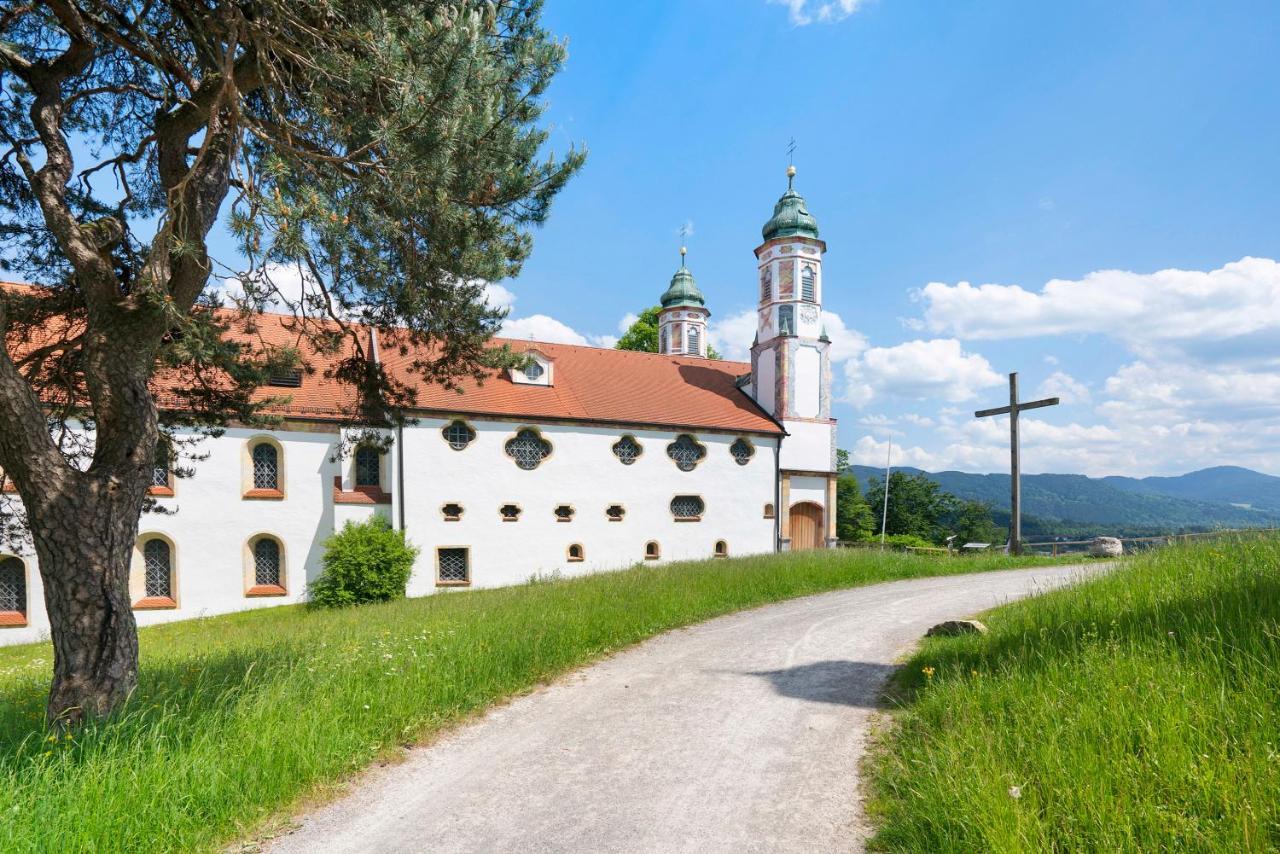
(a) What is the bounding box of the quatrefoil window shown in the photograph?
[666,434,706,472]
[505,429,552,470]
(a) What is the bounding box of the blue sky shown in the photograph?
[480,0,1280,477]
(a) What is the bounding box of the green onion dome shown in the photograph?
[660,248,706,308]
[762,165,819,242]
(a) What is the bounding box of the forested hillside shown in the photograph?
[848,466,1280,534]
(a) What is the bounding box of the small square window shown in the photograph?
[438,548,470,585]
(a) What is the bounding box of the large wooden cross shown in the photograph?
[974,372,1059,555]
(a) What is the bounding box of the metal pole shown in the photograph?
[1009,372,1021,556]
[880,438,892,548]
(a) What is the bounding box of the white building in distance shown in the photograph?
[0,168,837,645]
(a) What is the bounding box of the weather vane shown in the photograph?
[679,222,690,262]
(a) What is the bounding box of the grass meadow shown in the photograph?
[0,547,1056,852]
[868,533,1280,852]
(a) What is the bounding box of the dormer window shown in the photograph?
[511,350,553,386]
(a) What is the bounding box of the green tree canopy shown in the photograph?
[864,471,960,545]
[836,473,875,542]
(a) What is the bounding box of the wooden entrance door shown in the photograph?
[789,502,824,550]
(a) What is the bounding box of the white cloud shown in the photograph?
[500,314,590,346]
[617,312,640,334]
[1037,370,1090,404]
[482,282,517,311]
[216,262,315,312]
[842,338,1003,406]
[707,310,758,362]
[771,0,869,26]
[917,257,1280,358]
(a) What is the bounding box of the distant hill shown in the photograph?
[847,465,1280,536]
[1101,466,1280,513]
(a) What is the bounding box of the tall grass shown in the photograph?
[868,534,1280,852]
[0,549,1056,852]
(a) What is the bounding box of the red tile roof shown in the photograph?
[2,285,781,435]
[381,335,782,435]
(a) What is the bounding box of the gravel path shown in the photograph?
[268,562,1105,853]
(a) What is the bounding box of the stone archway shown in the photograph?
[788,502,824,551]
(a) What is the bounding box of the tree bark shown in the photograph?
[34,476,146,727]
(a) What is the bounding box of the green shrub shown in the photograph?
[878,533,936,550]
[310,516,419,607]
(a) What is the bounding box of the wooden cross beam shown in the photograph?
[974,372,1059,555]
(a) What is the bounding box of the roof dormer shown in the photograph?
[510,348,554,387]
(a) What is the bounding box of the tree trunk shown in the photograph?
[34,480,143,727]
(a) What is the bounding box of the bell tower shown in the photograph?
[657,246,710,358]
[749,165,838,549]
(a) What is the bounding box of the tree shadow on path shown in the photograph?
[737,660,899,708]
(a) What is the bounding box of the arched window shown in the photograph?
[666,434,707,472]
[670,495,705,520]
[151,442,171,488]
[253,538,282,588]
[442,420,476,451]
[760,265,772,302]
[730,438,755,466]
[252,442,279,490]
[714,540,728,558]
[612,435,642,465]
[143,539,172,599]
[764,503,776,519]
[505,429,552,470]
[687,326,701,355]
[567,544,584,562]
[778,304,795,337]
[0,557,26,623]
[660,327,669,354]
[355,446,381,487]
[801,264,817,302]
[644,541,661,560]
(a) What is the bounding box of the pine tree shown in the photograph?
[0,0,582,725]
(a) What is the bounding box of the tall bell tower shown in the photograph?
[749,165,838,549]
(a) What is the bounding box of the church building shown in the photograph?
[0,168,837,645]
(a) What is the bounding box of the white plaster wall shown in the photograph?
[0,418,780,647]
[780,420,835,473]
[755,349,776,414]
[788,476,828,508]
[399,419,778,592]
[0,425,339,646]
[793,346,821,418]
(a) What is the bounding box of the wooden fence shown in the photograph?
[839,527,1278,557]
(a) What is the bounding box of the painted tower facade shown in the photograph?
[749,166,838,549]
[657,247,710,358]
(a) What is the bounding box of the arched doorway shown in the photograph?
[789,502,824,551]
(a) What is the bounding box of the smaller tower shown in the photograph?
[657,246,710,358]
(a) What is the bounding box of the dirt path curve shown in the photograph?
[269,562,1105,854]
